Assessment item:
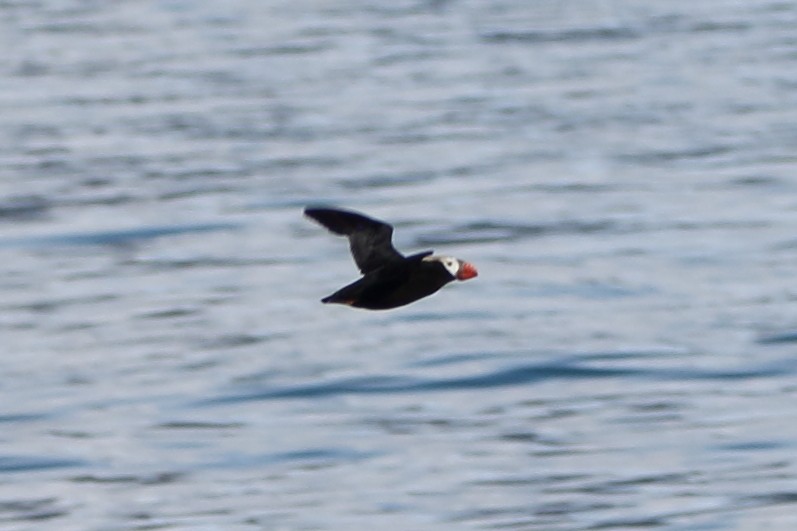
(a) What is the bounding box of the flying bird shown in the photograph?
[304,207,478,310]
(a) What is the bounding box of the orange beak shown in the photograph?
[456,261,478,281]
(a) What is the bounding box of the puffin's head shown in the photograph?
[424,255,478,281]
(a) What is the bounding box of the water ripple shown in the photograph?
[482,27,639,45]
[0,412,49,424]
[416,219,617,245]
[0,195,50,221]
[206,447,377,470]
[0,222,240,248]
[0,498,66,523]
[199,355,787,405]
[0,455,85,473]
[757,331,797,344]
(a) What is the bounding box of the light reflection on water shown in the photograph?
[1,0,797,529]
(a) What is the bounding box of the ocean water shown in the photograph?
[1,0,797,529]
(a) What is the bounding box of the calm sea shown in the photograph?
[1,1,797,529]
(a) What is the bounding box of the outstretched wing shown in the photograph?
[304,207,405,274]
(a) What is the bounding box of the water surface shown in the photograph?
[1,1,797,529]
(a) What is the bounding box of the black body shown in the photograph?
[304,207,457,310]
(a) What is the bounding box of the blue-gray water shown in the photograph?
[2,1,797,530]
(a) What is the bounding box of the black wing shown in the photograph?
[304,207,406,274]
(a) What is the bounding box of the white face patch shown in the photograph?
[423,255,460,278]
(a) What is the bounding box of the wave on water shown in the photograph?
[197,350,790,406]
[757,331,797,345]
[416,219,617,245]
[0,455,85,473]
[0,222,240,249]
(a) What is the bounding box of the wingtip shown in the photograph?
[304,205,341,223]
[321,295,356,306]
[303,206,327,226]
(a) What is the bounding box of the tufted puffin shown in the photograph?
[304,207,478,310]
